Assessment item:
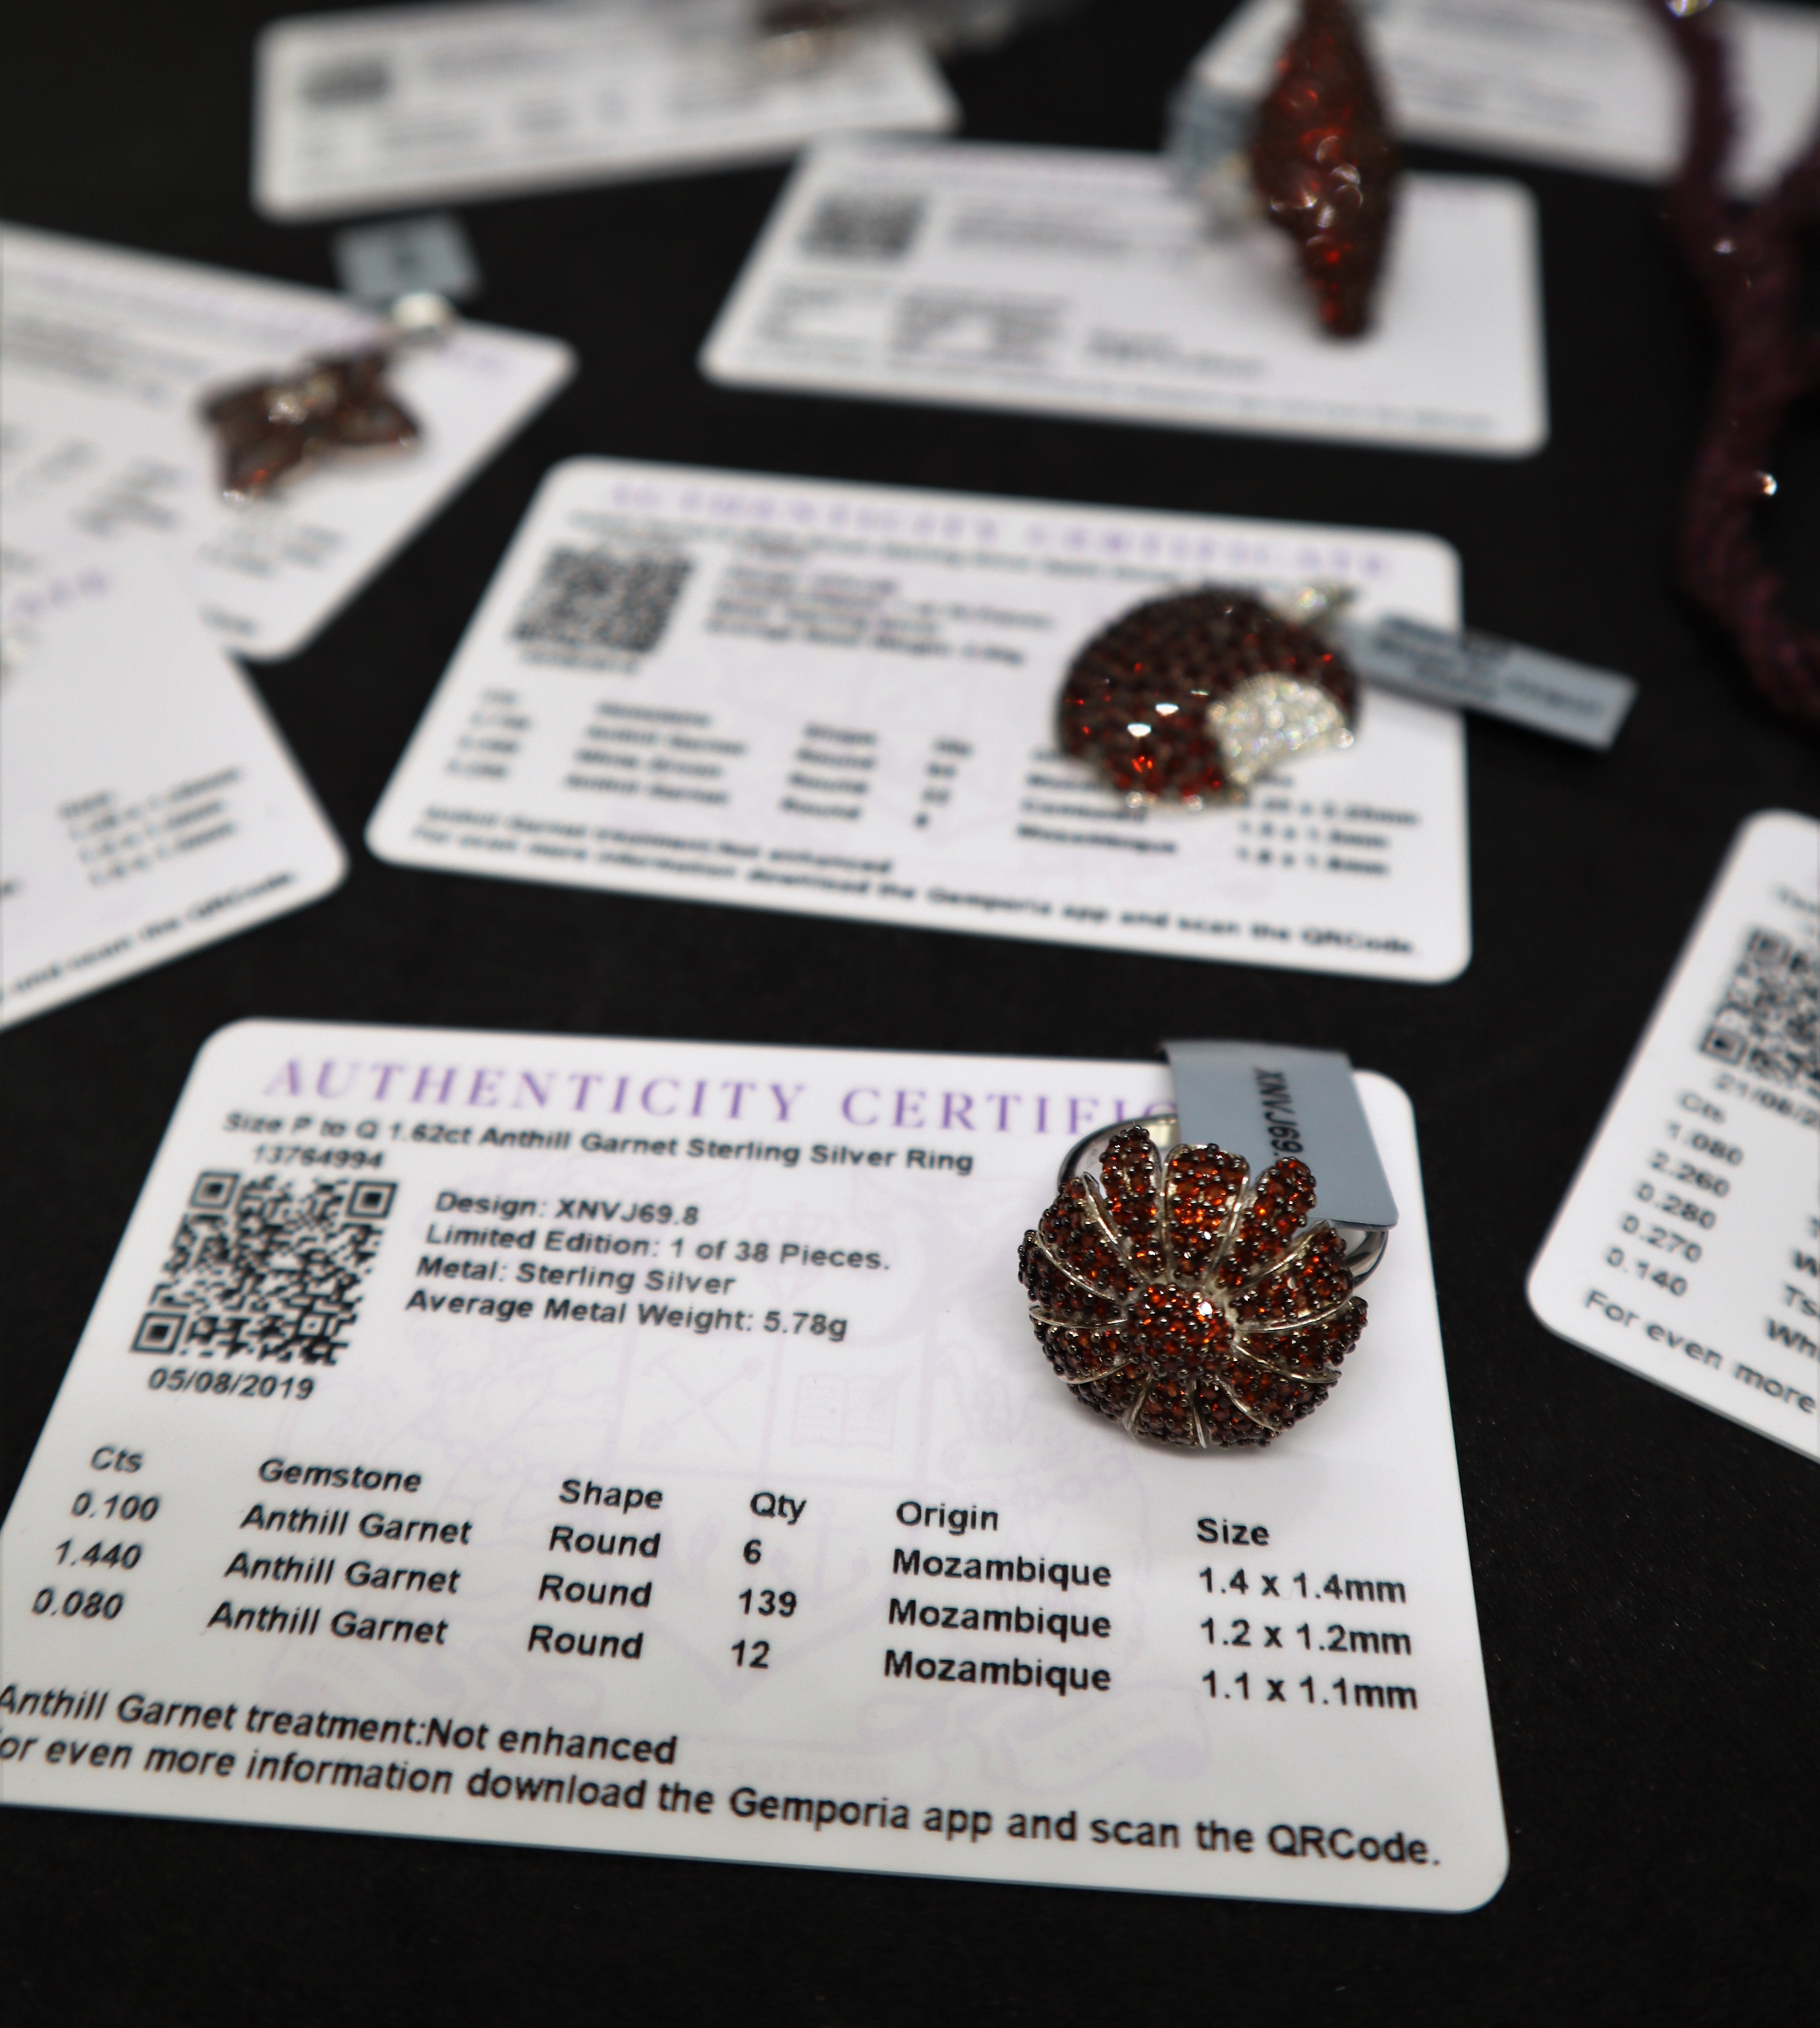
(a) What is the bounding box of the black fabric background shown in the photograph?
[4,3,1817,2022]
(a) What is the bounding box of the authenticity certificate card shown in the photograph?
[366,457,1471,984]
[0,225,574,661]
[1529,813,1820,1460]
[0,1019,1508,1910]
[0,532,345,1028]
[254,0,958,221]
[700,139,1546,457]
[1187,0,1820,199]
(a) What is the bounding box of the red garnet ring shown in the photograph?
[1059,587,1357,805]
[1018,1121,1366,1449]
[1251,0,1399,338]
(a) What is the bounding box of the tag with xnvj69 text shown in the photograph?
[0,1021,1506,1908]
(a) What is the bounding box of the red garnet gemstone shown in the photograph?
[1018,1125,1366,1449]
[1057,588,1357,804]
[1250,0,1399,338]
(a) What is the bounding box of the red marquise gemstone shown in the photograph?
[1251,0,1398,338]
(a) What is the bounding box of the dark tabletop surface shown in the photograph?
[5,3,1817,2023]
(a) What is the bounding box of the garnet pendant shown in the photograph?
[1251,0,1398,338]
[201,350,420,502]
[1019,1123,1366,1449]
[1058,587,1357,805]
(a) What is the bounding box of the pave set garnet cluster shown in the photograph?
[1059,587,1359,805]
[1018,1123,1367,1449]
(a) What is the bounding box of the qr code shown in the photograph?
[800,193,925,260]
[511,547,693,665]
[1699,927,1818,1094]
[132,1171,395,1366]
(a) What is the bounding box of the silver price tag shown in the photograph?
[332,212,481,307]
[1338,614,1637,749]
[1164,1039,1399,1234]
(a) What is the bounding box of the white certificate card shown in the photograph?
[0,1020,1507,1910]
[1,225,575,661]
[1529,813,1820,1460]
[256,0,958,221]
[367,458,1471,983]
[1188,0,1820,198]
[0,533,346,1027]
[700,139,1546,457]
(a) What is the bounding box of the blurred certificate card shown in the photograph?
[0,1018,1508,1910]
[367,458,1471,984]
[700,139,1546,457]
[1529,813,1820,1460]
[0,534,345,1028]
[254,0,958,220]
[0,226,574,660]
[1187,0,1820,197]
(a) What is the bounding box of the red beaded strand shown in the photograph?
[1656,0,1820,732]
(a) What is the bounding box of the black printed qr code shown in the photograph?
[1698,927,1818,1094]
[800,193,925,260]
[512,548,693,662]
[131,1171,396,1366]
